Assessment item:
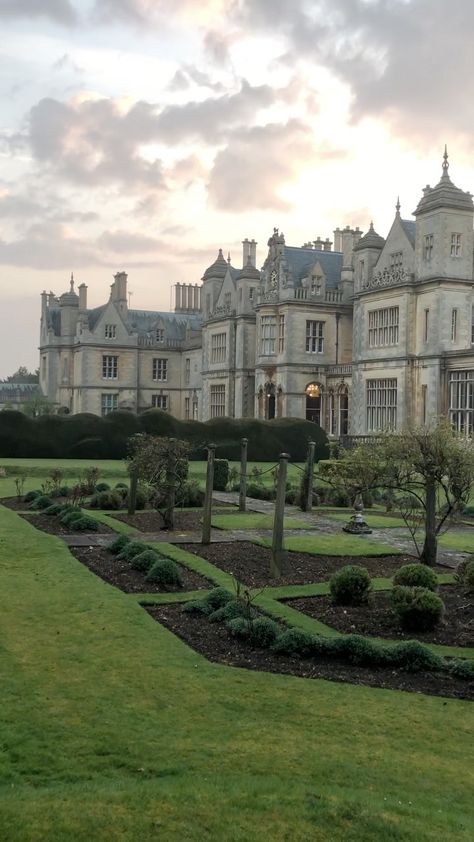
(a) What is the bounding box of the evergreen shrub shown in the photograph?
[29,495,54,510]
[250,617,280,647]
[89,490,123,510]
[108,534,131,554]
[329,565,372,606]
[208,600,247,623]
[130,549,159,572]
[24,489,42,503]
[71,515,99,532]
[387,640,444,672]
[213,459,229,491]
[393,564,438,592]
[95,482,111,492]
[117,540,148,561]
[391,586,444,632]
[145,558,182,587]
[454,557,474,592]
[449,659,474,680]
[271,628,319,657]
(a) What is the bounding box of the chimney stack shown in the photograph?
[323,238,332,252]
[313,237,324,250]
[78,283,88,309]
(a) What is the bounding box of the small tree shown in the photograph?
[324,421,474,565]
[127,434,189,529]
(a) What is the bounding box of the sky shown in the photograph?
[1,0,474,376]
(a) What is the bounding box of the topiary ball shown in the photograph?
[130,549,159,573]
[29,495,54,510]
[208,600,247,623]
[391,586,444,632]
[203,587,234,611]
[329,565,372,606]
[145,558,182,587]
[108,534,131,555]
[393,563,438,592]
[71,515,99,532]
[117,540,148,561]
[24,489,42,503]
[250,617,280,648]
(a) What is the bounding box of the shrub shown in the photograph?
[58,485,71,497]
[115,482,128,490]
[89,490,123,510]
[393,563,438,592]
[183,599,212,615]
[332,634,388,666]
[250,617,280,648]
[329,565,372,606]
[246,482,274,501]
[43,503,64,516]
[108,534,131,554]
[71,515,99,532]
[388,640,444,672]
[204,587,234,611]
[271,628,318,657]
[124,485,149,510]
[449,659,474,680]
[208,600,247,623]
[285,487,300,505]
[213,459,229,492]
[391,586,444,632]
[29,494,54,511]
[397,494,423,510]
[117,540,149,560]
[179,480,204,507]
[130,549,159,572]
[95,482,111,492]
[454,557,474,593]
[226,616,251,639]
[60,508,84,526]
[461,504,474,517]
[23,489,42,503]
[326,487,351,508]
[145,558,182,587]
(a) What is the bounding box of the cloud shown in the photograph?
[235,0,474,145]
[167,64,225,93]
[0,222,104,269]
[208,120,316,211]
[97,229,160,253]
[0,0,77,24]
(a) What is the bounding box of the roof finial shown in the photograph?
[369,220,374,231]
[442,144,449,174]
[70,271,74,292]
[227,251,231,264]
[396,196,401,215]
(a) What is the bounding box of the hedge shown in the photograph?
[0,410,329,462]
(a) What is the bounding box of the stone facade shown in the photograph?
[39,153,474,436]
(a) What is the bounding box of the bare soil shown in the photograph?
[20,512,114,535]
[147,602,473,701]
[180,541,422,587]
[69,545,212,593]
[111,506,239,533]
[285,585,474,648]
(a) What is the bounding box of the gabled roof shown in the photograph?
[127,309,202,339]
[283,246,343,289]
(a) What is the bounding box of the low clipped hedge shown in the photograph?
[0,409,329,462]
[179,589,473,683]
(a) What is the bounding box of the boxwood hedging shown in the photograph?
[0,409,329,462]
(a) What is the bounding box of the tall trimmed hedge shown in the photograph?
[0,409,329,462]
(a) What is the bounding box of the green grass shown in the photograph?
[258,532,403,557]
[439,531,474,553]
[323,512,408,528]
[1,508,474,840]
[211,512,308,530]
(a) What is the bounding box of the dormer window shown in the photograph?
[390,252,403,269]
[311,276,322,295]
[155,328,164,342]
[450,233,462,257]
[105,324,116,338]
[423,234,433,261]
[224,292,231,307]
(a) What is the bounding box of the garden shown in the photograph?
[0,419,473,840]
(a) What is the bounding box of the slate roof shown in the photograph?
[283,246,343,289]
[127,309,202,338]
[400,219,416,246]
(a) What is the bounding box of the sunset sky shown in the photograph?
[1,0,474,376]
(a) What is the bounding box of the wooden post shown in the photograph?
[270,452,289,579]
[202,443,215,544]
[128,471,138,515]
[305,440,316,512]
[239,437,248,512]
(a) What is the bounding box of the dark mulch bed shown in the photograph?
[69,545,211,593]
[2,496,73,512]
[20,513,114,535]
[112,507,239,533]
[179,541,422,587]
[285,585,474,648]
[146,602,473,700]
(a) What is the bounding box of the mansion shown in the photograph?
[39,152,474,437]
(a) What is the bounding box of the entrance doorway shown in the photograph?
[305,383,322,425]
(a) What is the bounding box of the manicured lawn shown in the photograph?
[1,506,473,839]
[211,513,308,530]
[259,532,403,556]
[439,530,474,553]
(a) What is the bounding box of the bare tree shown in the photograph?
[127,434,190,529]
[323,421,474,565]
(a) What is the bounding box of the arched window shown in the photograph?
[328,389,335,435]
[338,384,349,435]
[305,382,323,425]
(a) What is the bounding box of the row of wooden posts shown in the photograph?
[127,438,316,579]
